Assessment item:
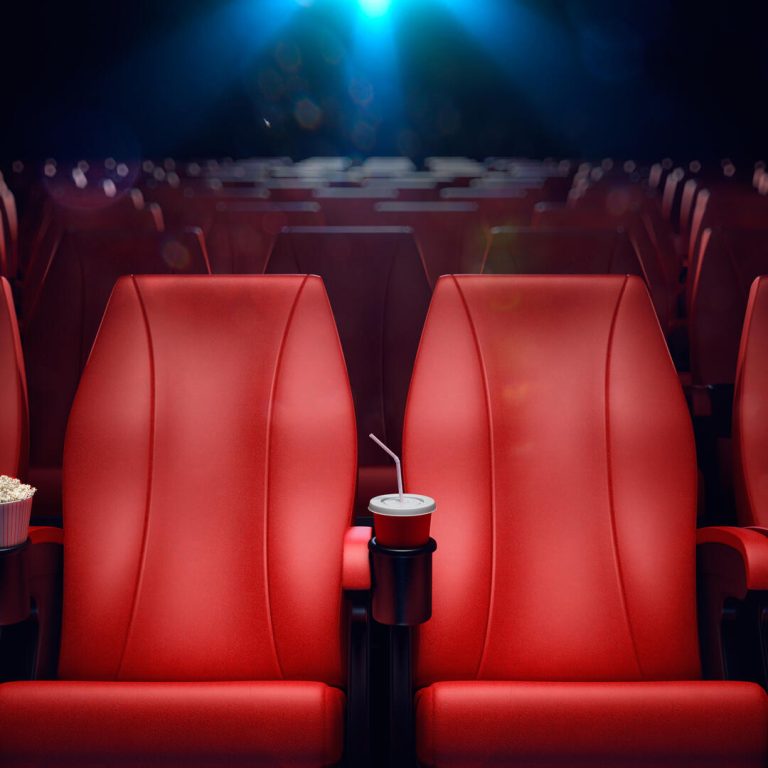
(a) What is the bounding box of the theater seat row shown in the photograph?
[0,273,767,766]
[19,221,678,523]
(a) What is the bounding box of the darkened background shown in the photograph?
[1,0,766,163]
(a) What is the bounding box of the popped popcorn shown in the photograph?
[0,476,36,503]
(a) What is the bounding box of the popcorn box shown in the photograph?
[0,498,33,548]
[0,476,35,549]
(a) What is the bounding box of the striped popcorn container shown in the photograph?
[0,477,35,549]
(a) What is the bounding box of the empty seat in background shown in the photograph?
[207,202,324,273]
[686,188,768,310]
[265,226,431,517]
[733,276,768,527]
[661,166,688,232]
[312,188,397,226]
[0,210,6,279]
[483,226,643,279]
[0,277,27,478]
[361,157,416,177]
[23,229,211,523]
[0,184,19,279]
[264,180,327,201]
[688,228,768,386]
[532,203,679,334]
[440,188,537,227]
[22,189,163,316]
[362,178,440,201]
[141,184,270,231]
[0,275,365,767]
[403,274,768,767]
[373,201,486,285]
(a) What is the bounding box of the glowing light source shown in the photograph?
[359,0,391,18]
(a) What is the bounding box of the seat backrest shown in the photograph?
[441,189,536,227]
[313,189,397,227]
[266,226,431,468]
[0,185,18,279]
[483,227,643,279]
[688,189,768,286]
[374,202,486,285]
[404,275,699,687]
[0,277,27,477]
[689,228,768,385]
[0,209,6,278]
[24,229,211,474]
[58,275,356,683]
[208,202,324,273]
[733,276,768,527]
[23,193,163,316]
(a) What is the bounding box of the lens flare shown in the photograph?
[359,0,391,18]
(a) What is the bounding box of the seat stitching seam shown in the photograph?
[116,276,156,680]
[605,275,644,678]
[453,276,496,680]
[263,275,309,679]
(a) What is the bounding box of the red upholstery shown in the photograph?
[734,276,768,526]
[689,228,768,385]
[0,275,356,764]
[266,226,431,512]
[23,190,163,316]
[531,204,678,332]
[697,526,768,592]
[483,227,643,281]
[0,681,344,767]
[415,681,768,768]
[403,274,767,764]
[23,229,211,522]
[313,188,397,226]
[440,188,537,227]
[0,276,27,477]
[0,208,6,278]
[343,526,373,590]
[374,201,486,285]
[208,202,324,273]
[0,184,18,279]
[687,190,768,305]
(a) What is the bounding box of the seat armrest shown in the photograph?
[697,526,768,682]
[342,526,372,591]
[697,526,768,594]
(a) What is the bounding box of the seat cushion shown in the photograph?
[0,680,344,767]
[416,681,768,767]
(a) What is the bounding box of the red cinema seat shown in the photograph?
[439,188,537,228]
[0,208,6,279]
[531,204,680,334]
[207,202,324,273]
[404,275,768,767]
[313,188,398,226]
[689,228,768,386]
[483,227,643,279]
[0,184,19,279]
[23,229,211,523]
[0,276,27,478]
[374,201,486,286]
[733,276,768,527]
[687,190,768,310]
[266,226,431,516]
[23,189,163,316]
[0,275,366,767]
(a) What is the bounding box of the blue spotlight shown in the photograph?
[359,0,391,18]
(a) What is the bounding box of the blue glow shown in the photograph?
[359,0,392,18]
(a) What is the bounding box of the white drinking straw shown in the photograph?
[368,433,405,503]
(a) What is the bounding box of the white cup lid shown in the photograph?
[368,493,436,516]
